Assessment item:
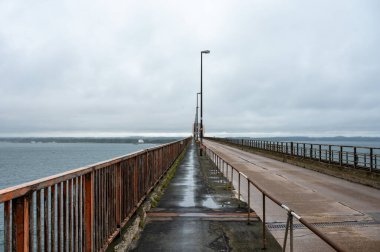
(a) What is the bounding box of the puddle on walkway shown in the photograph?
[175,145,220,209]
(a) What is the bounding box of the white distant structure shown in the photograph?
[138,139,144,144]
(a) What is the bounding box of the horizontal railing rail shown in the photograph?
[206,137,380,172]
[0,137,191,251]
[202,144,346,252]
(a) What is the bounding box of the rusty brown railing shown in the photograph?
[207,137,380,172]
[203,144,346,252]
[0,137,191,251]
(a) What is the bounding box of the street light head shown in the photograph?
[201,50,210,54]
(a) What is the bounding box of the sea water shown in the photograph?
[0,142,157,247]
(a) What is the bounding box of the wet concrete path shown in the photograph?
[131,141,281,251]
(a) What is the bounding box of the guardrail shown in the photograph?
[206,137,380,172]
[0,137,191,251]
[203,144,346,252]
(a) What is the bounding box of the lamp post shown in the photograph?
[196,92,200,141]
[200,50,210,156]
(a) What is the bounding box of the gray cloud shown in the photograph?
[0,0,379,137]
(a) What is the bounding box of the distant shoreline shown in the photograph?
[0,137,183,144]
[239,136,380,142]
[1,136,380,144]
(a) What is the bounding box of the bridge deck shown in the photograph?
[204,139,380,252]
[130,141,281,251]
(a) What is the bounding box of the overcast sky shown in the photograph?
[0,0,379,137]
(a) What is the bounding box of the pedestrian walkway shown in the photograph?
[131,141,281,251]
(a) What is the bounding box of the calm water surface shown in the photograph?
[0,142,157,189]
[0,142,157,247]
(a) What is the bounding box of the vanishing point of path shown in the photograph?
[131,141,281,251]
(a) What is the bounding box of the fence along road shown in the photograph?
[203,139,380,252]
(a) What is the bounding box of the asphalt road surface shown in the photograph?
[204,139,380,252]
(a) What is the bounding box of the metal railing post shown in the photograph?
[4,201,11,251]
[247,180,250,224]
[303,143,306,158]
[12,194,31,252]
[231,165,233,184]
[286,142,288,154]
[290,213,293,252]
[84,172,94,251]
[370,148,373,172]
[223,160,226,175]
[262,193,267,249]
[310,144,313,158]
[283,212,290,252]
[291,142,294,156]
[238,173,241,201]
[116,162,121,228]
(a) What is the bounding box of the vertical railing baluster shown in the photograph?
[63,181,67,252]
[51,184,56,252]
[57,183,61,252]
[4,201,11,252]
[96,170,102,251]
[328,145,332,163]
[81,176,85,252]
[36,191,41,252]
[116,163,121,229]
[231,165,233,184]
[238,173,241,201]
[247,180,250,223]
[290,214,293,252]
[29,192,34,252]
[69,180,73,252]
[262,193,266,250]
[74,177,78,252]
[303,144,306,158]
[12,195,30,251]
[310,144,313,159]
[44,188,49,252]
[291,142,294,156]
[283,212,290,251]
[84,172,94,252]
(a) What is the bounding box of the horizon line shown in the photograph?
[1,131,380,138]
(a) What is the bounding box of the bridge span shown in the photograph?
[203,139,380,251]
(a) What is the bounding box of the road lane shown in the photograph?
[204,139,380,252]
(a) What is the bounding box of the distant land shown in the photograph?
[0,137,182,144]
[2,136,380,144]
[235,136,380,142]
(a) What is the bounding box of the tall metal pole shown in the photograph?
[199,50,210,156]
[200,52,203,156]
[196,92,200,141]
